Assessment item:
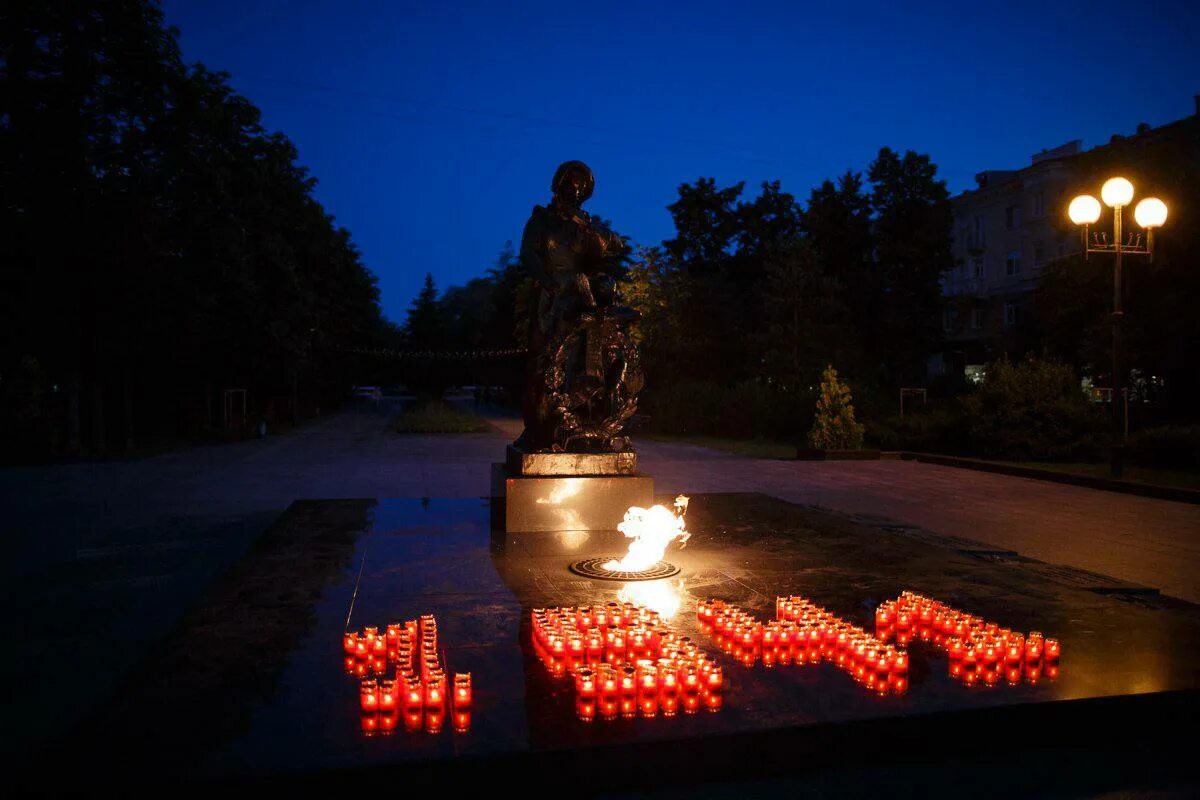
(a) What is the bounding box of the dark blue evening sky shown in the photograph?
[161,0,1200,322]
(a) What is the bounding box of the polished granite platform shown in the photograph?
[42,494,1200,796]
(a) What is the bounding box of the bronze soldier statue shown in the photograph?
[514,161,644,453]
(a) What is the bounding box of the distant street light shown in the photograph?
[1068,178,1168,479]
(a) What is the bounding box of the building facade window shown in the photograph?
[1004,303,1018,327]
[973,257,985,278]
[1034,241,1045,264]
[1005,250,1021,276]
[1005,205,1020,229]
[972,215,985,249]
[1033,190,1045,217]
[971,308,983,330]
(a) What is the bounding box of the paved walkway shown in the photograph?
[3,397,1198,760]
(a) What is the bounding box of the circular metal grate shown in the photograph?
[569,557,680,582]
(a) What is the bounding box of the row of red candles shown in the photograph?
[532,604,724,720]
[876,592,1060,686]
[698,598,908,694]
[343,615,473,724]
[875,591,1061,663]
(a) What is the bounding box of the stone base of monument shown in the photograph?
[491,445,653,532]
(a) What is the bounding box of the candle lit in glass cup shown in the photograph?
[453,673,473,708]
[360,678,379,712]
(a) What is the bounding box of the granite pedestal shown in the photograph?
[492,445,653,532]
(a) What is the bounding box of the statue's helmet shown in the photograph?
[551,160,594,205]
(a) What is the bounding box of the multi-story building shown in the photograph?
[937,96,1200,383]
[939,141,1081,379]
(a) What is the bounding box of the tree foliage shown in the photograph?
[0,0,388,458]
[807,365,864,450]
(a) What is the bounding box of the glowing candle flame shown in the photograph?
[602,496,690,572]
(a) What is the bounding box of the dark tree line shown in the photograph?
[630,149,953,437]
[1,1,389,459]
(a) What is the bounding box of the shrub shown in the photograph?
[807,366,865,450]
[865,407,967,453]
[961,356,1105,461]
[1126,426,1200,471]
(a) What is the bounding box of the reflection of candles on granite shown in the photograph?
[378,711,397,734]
[425,707,444,734]
[453,673,473,708]
[360,713,378,736]
[403,708,422,733]
[453,709,472,733]
[576,697,596,722]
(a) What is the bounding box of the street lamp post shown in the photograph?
[1068,179,1168,478]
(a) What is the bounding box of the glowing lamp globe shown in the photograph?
[1134,197,1168,229]
[1101,177,1134,208]
[1068,195,1101,225]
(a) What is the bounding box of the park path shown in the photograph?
[479,401,1199,603]
[3,397,1198,762]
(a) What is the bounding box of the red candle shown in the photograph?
[343,631,359,654]
[354,634,369,660]
[360,678,379,712]
[575,667,597,699]
[378,678,398,711]
[875,605,892,630]
[706,665,724,689]
[385,623,401,646]
[425,674,445,708]
[404,678,423,709]
[453,672,473,708]
[1044,638,1061,662]
[1025,634,1043,662]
